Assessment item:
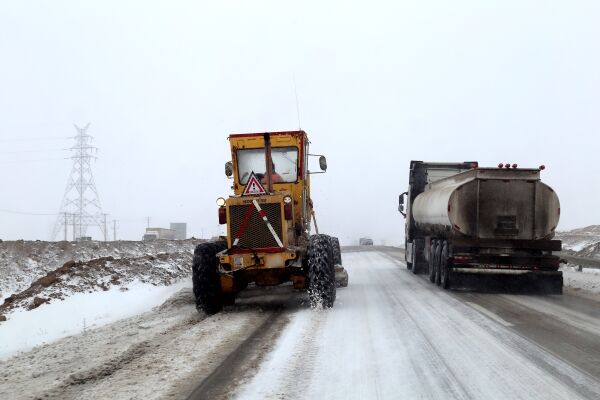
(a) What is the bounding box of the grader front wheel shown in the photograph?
[307,234,337,308]
[192,241,227,314]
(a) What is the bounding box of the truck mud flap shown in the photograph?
[450,269,563,294]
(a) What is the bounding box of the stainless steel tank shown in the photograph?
[412,168,560,240]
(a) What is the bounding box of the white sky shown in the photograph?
[1,1,599,245]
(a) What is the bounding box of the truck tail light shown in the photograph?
[284,203,293,220]
[218,207,227,224]
[453,255,472,263]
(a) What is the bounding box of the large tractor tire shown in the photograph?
[331,236,342,265]
[330,236,349,288]
[307,234,337,309]
[192,241,227,314]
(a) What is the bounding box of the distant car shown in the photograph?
[359,238,373,246]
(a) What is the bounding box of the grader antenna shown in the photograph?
[263,132,274,193]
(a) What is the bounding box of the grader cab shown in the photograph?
[192,131,348,314]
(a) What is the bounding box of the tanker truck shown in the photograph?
[398,161,563,293]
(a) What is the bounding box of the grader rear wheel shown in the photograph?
[331,236,342,265]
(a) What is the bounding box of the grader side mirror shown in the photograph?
[225,161,233,177]
[319,156,328,171]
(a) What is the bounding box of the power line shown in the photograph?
[0,158,68,164]
[0,208,58,216]
[0,136,69,142]
[0,149,66,154]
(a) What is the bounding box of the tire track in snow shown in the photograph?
[380,251,600,400]
[233,251,600,400]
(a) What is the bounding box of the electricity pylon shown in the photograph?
[52,124,106,241]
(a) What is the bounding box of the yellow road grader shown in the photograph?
[192,131,348,314]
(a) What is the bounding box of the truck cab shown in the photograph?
[400,161,477,272]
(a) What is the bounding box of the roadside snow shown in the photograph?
[0,286,275,400]
[0,279,189,359]
[562,266,600,302]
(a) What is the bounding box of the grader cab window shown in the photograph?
[237,147,299,184]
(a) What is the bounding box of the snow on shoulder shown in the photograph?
[0,280,189,359]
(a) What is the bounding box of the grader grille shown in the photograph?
[229,203,283,248]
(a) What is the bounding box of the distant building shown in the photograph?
[170,223,187,240]
[143,227,176,241]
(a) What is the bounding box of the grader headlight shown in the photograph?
[283,196,292,204]
[216,197,226,206]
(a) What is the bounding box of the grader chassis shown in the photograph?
[192,131,347,314]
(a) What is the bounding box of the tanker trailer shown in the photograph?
[398,161,563,293]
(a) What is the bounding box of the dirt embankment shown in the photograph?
[0,239,205,301]
[0,239,207,319]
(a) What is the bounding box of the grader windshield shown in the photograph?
[237,147,299,184]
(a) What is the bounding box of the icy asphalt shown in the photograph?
[2,247,600,399]
[231,249,600,400]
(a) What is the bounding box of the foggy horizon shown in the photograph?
[1,1,599,245]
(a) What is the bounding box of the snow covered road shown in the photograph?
[229,249,600,400]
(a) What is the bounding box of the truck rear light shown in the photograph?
[284,203,293,220]
[470,162,478,169]
[498,163,504,168]
[539,165,546,170]
[218,207,227,224]
[504,163,511,169]
[512,163,518,169]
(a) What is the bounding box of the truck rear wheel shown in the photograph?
[308,234,336,309]
[192,241,227,315]
[440,243,450,289]
[434,243,442,286]
[429,241,437,283]
[405,239,413,270]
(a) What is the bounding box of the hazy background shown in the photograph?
[1,0,599,245]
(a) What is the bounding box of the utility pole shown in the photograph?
[72,214,76,241]
[63,212,68,241]
[103,214,108,242]
[112,219,117,241]
[52,123,107,241]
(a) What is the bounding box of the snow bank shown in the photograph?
[0,280,189,359]
[562,266,600,302]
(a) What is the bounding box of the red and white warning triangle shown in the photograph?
[242,171,267,196]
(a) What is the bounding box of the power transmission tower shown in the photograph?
[52,123,106,241]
